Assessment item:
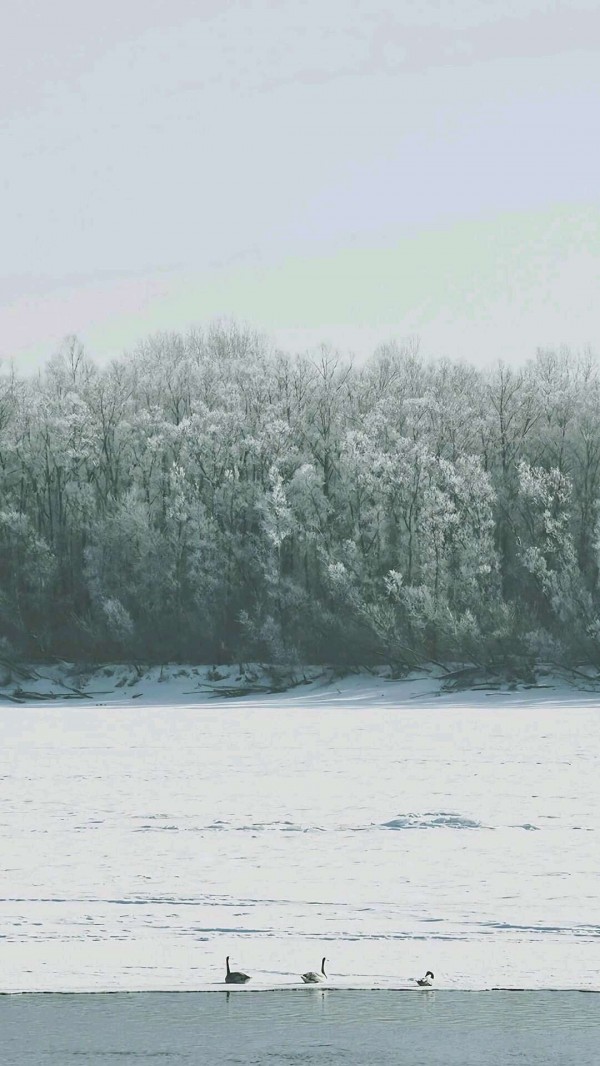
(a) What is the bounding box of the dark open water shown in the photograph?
[1,991,598,1065]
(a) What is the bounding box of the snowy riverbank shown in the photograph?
[2,659,600,709]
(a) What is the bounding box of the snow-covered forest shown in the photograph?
[1,326,599,670]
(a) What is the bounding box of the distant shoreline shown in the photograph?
[2,659,600,707]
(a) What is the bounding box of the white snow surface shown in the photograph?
[2,669,599,993]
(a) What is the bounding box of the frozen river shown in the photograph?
[2,685,600,991]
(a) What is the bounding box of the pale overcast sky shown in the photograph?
[2,0,599,368]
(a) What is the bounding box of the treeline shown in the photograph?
[1,325,599,671]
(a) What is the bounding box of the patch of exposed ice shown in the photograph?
[381,812,485,830]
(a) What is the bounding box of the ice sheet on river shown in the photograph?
[2,677,599,992]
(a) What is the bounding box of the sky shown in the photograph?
[1,0,600,369]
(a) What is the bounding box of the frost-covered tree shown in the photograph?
[1,323,599,669]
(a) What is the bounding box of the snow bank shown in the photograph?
[1,660,599,710]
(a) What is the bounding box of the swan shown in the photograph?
[301,957,327,983]
[225,956,251,984]
[417,970,434,987]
